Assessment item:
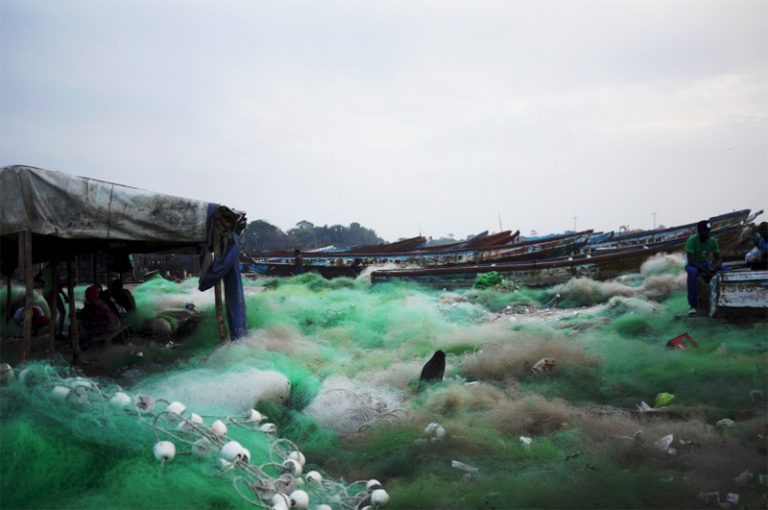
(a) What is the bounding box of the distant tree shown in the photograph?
[295,220,315,230]
[242,219,385,252]
[242,220,290,252]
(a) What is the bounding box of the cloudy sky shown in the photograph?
[1,0,766,241]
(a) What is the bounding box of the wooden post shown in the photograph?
[48,261,58,358]
[4,274,10,322]
[213,225,227,343]
[20,231,33,362]
[67,257,81,364]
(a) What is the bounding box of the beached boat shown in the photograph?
[707,269,768,319]
[371,223,747,289]
[242,259,365,279]
[249,230,590,270]
[588,209,754,251]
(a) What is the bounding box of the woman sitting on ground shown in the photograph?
[78,284,121,342]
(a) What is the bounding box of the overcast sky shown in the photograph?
[1,0,766,241]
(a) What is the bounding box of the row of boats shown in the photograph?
[243,209,760,288]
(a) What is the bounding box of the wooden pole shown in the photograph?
[213,225,227,343]
[4,274,10,322]
[21,231,33,362]
[67,257,81,364]
[48,261,57,358]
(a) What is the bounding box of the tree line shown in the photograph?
[241,220,385,252]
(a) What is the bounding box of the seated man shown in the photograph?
[78,284,121,342]
[685,220,721,316]
[109,279,136,313]
[745,221,768,270]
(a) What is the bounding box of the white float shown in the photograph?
[153,441,176,462]
[210,419,228,436]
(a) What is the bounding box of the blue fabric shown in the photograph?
[685,264,708,308]
[685,263,731,309]
[198,232,248,340]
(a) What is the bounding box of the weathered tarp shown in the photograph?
[0,165,209,242]
[1,164,248,341]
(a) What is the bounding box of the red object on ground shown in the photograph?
[666,333,698,349]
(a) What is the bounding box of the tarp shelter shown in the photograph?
[0,165,247,361]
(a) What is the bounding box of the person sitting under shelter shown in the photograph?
[13,305,50,335]
[102,278,136,315]
[78,284,121,343]
[685,220,721,316]
[745,221,768,270]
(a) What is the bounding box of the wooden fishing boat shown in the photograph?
[589,209,753,251]
[371,223,746,289]
[707,268,768,319]
[249,230,590,270]
[243,260,365,279]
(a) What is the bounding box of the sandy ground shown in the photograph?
[0,329,186,383]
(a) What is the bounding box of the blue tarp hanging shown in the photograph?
[198,232,248,341]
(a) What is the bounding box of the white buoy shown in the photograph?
[366,479,383,491]
[259,422,277,434]
[110,392,131,408]
[434,426,446,440]
[424,422,438,435]
[271,503,289,510]
[288,450,306,466]
[219,458,234,470]
[52,385,71,400]
[192,438,212,457]
[210,419,228,436]
[316,505,333,510]
[305,470,322,484]
[371,489,390,506]
[245,409,265,423]
[0,363,14,384]
[272,493,291,507]
[220,441,245,462]
[153,441,176,462]
[283,458,303,476]
[166,401,186,416]
[189,413,204,425]
[289,489,309,509]
[240,447,251,464]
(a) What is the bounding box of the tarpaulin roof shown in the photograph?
[1,165,211,243]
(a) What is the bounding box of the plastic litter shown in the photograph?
[654,434,674,452]
[636,401,653,413]
[530,358,556,374]
[451,460,479,473]
[716,418,735,429]
[519,436,532,450]
[654,392,675,408]
[666,332,698,349]
[733,470,753,486]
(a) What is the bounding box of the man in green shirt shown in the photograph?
[685,220,721,316]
